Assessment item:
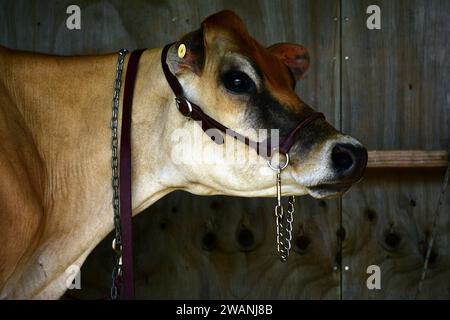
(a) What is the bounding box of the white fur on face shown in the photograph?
[169,111,364,199]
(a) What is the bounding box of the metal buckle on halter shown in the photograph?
[267,150,290,172]
[175,97,193,119]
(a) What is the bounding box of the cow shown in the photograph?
[0,10,367,299]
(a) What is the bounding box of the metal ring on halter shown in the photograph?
[267,152,290,171]
[175,97,193,118]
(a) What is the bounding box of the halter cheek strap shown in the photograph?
[160,43,325,165]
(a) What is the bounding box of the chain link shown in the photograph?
[284,196,295,253]
[110,48,128,300]
[274,204,285,258]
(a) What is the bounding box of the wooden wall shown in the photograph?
[1,0,448,299]
[340,0,450,299]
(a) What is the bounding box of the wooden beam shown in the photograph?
[367,150,448,168]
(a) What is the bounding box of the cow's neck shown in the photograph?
[32,49,182,216]
[5,47,186,298]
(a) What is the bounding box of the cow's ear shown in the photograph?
[267,43,310,80]
[167,28,205,76]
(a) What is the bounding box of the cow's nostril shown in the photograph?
[331,143,368,180]
[331,145,354,172]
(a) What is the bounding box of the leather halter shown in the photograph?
[160,43,325,161]
[117,48,145,299]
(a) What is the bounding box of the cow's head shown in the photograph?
[165,10,367,199]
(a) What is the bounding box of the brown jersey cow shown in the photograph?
[0,11,366,299]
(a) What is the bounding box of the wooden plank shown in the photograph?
[341,0,450,299]
[367,150,448,168]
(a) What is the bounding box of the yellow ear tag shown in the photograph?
[178,44,186,58]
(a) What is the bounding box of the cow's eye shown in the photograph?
[222,71,255,94]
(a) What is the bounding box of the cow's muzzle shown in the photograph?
[295,136,368,198]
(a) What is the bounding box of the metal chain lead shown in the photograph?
[110,48,128,300]
[273,168,294,262]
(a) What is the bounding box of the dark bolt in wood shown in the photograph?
[385,232,401,249]
[365,209,376,222]
[237,228,255,250]
[410,199,416,207]
[295,235,311,253]
[336,227,346,241]
[202,232,218,251]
